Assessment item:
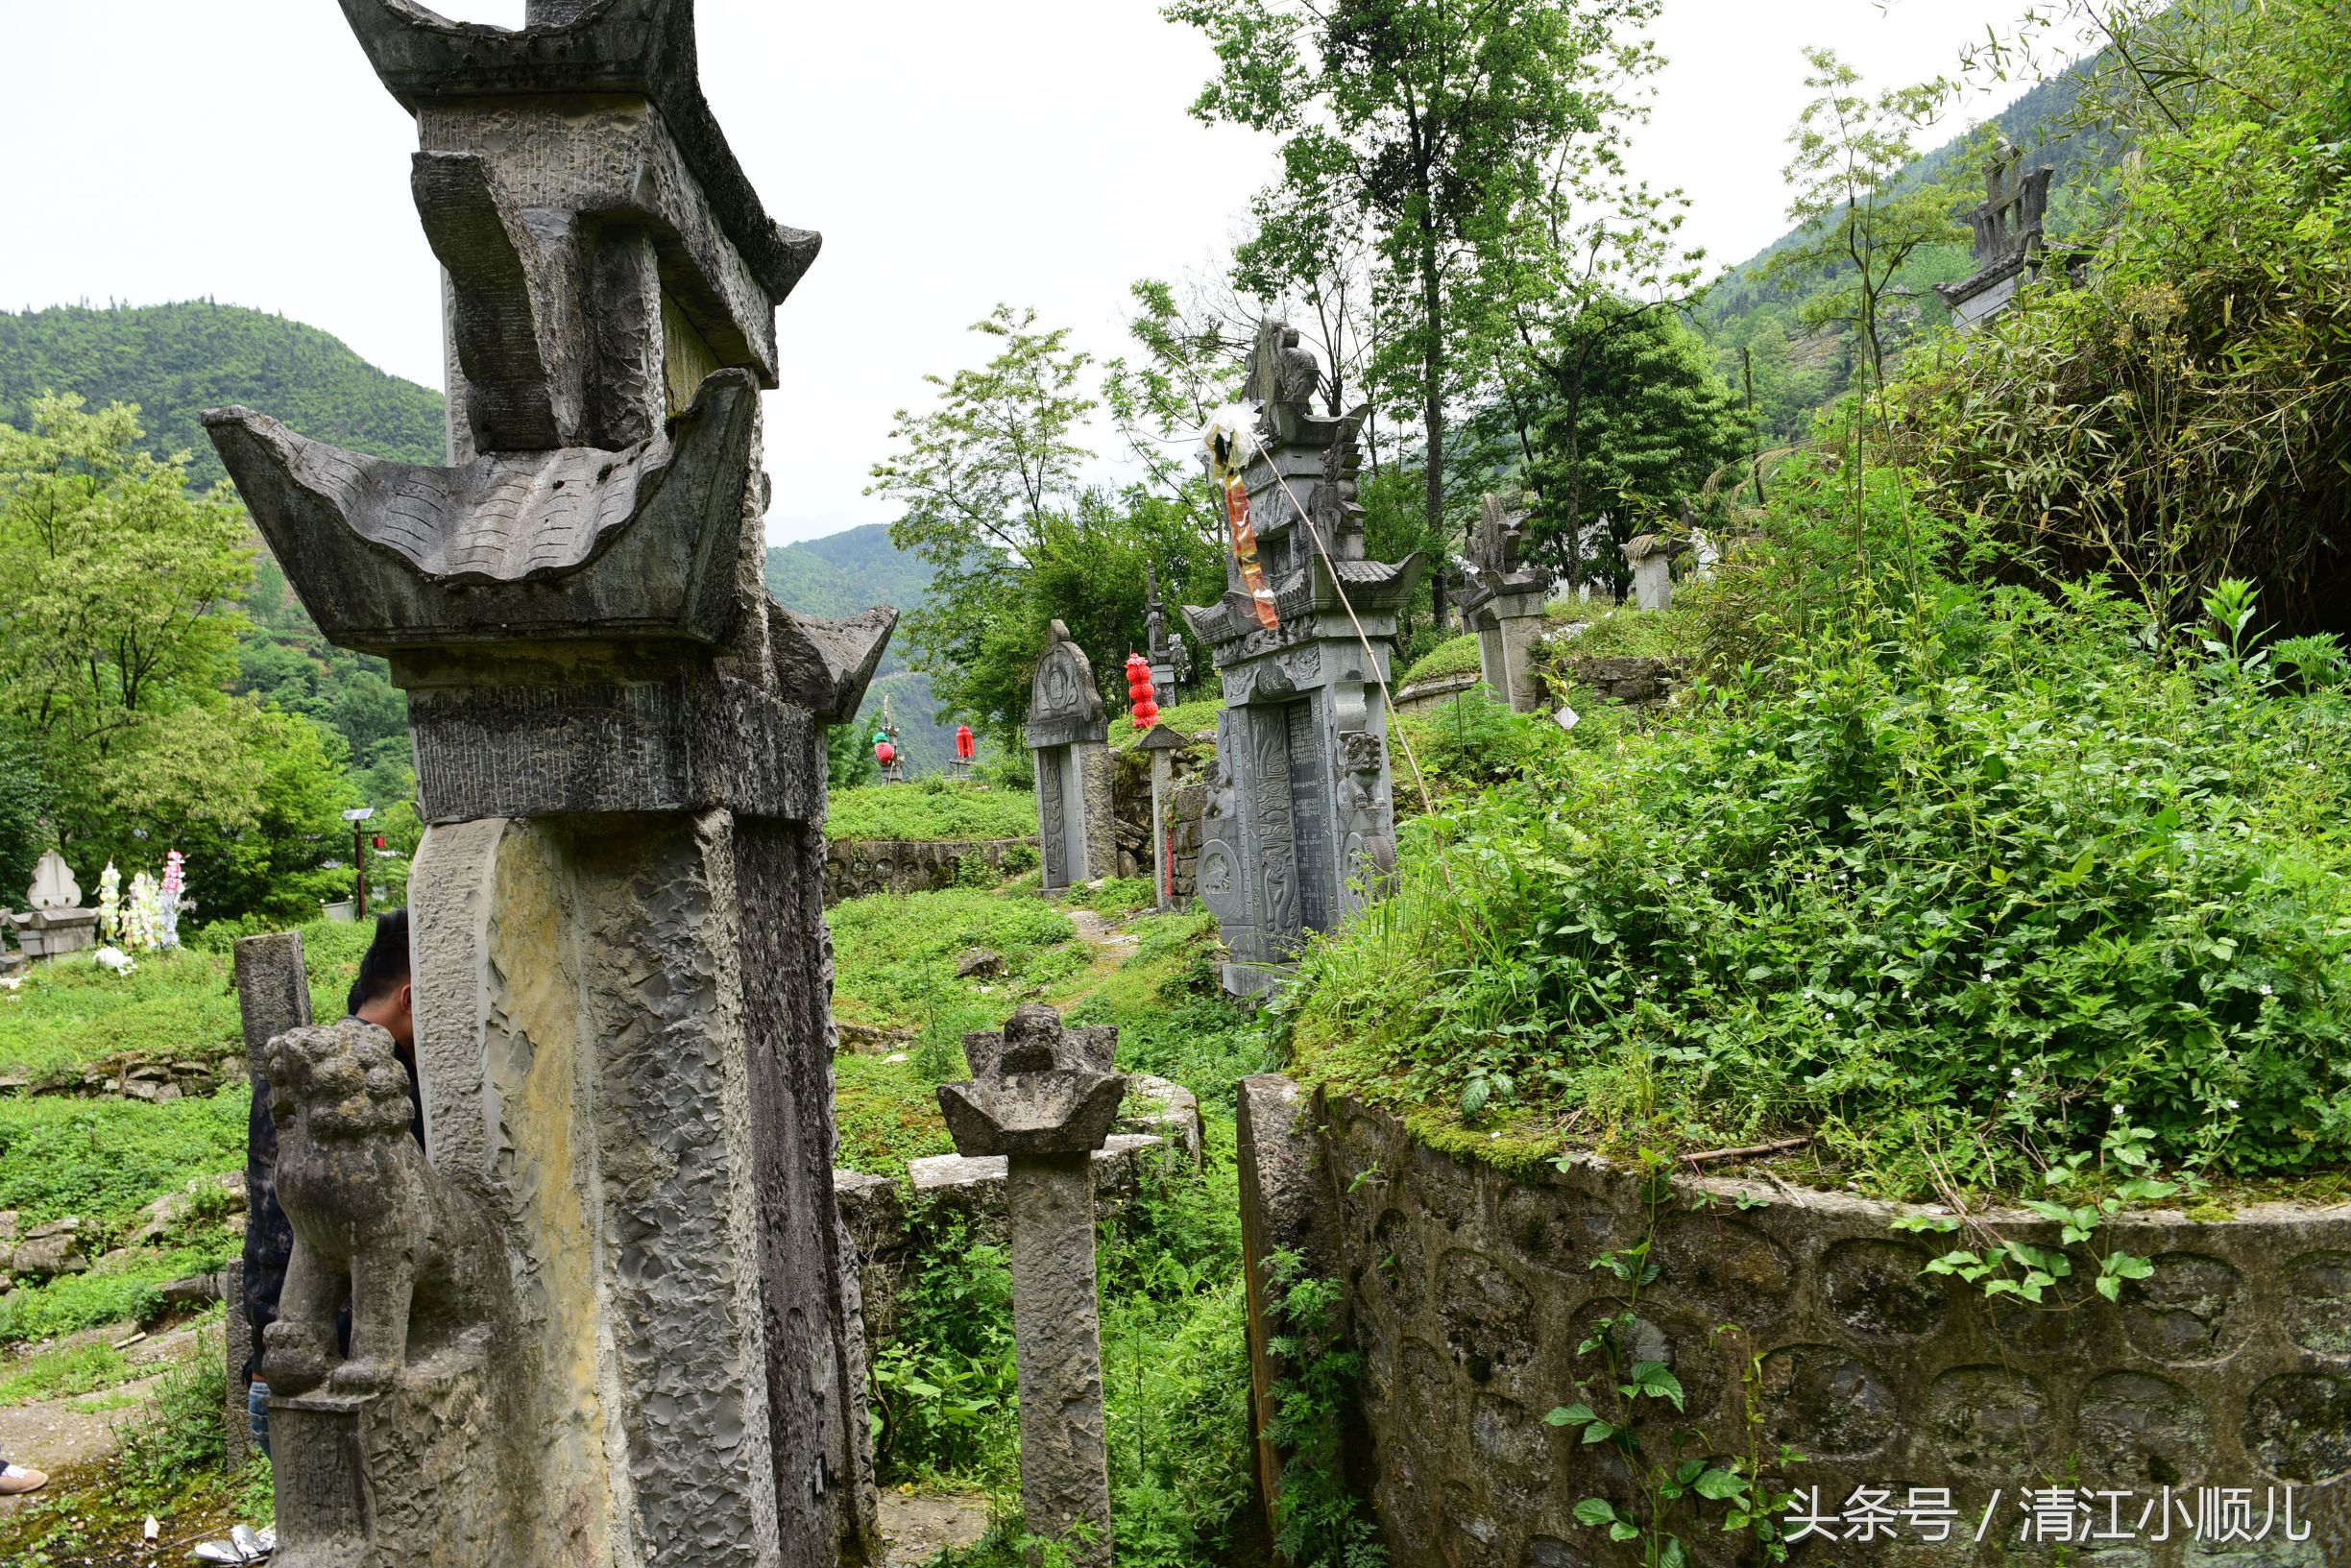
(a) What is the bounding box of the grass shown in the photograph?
[835,1054,957,1176]
[1288,580,2351,1200]
[1396,633,1483,689]
[1106,697,1221,751]
[0,1341,136,1406]
[1538,602,1697,662]
[0,1090,250,1238]
[827,779,1040,843]
[0,919,375,1081]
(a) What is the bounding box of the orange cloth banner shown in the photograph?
[1225,477,1279,630]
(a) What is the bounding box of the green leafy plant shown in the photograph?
[1545,1158,1797,1566]
[1259,1248,1387,1568]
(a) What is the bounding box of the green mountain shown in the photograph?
[1700,56,2121,442]
[0,302,447,490]
[763,525,962,775]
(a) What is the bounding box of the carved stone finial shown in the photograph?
[1245,319,1321,409]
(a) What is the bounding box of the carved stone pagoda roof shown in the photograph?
[337,0,819,305]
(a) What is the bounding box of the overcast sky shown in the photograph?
[2,0,2046,545]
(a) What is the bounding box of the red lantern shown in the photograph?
[1125,654,1158,728]
[372,834,386,851]
[874,740,896,766]
[955,723,975,760]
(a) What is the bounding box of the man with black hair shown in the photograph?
[240,908,422,1461]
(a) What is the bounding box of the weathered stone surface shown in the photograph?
[11,1221,86,1279]
[259,1020,506,1399]
[1460,494,1552,713]
[1030,622,1115,892]
[939,1005,1121,1565]
[2120,1251,2251,1363]
[2243,1372,2351,1483]
[1116,1073,1202,1167]
[1235,1073,1341,1544]
[1553,654,1688,707]
[1307,1093,2351,1568]
[2280,1250,2351,1355]
[210,5,887,1563]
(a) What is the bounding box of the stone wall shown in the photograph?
[822,836,1037,905]
[1547,654,1688,708]
[1270,1091,2349,1567]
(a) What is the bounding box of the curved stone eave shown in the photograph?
[203,368,757,653]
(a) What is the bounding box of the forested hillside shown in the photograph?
[763,525,965,777]
[0,302,446,491]
[1698,51,2121,441]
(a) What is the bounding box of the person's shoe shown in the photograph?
[0,1460,46,1495]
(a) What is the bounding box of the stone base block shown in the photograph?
[907,1135,1165,1230]
[269,1343,508,1568]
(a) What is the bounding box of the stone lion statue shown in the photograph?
[260,1019,496,1397]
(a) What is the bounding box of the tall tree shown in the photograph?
[870,310,1225,741]
[0,394,253,844]
[1167,0,1663,631]
[1768,50,1966,404]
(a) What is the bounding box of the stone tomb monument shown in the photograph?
[205,3,892,1564]
[7,850,101,962]
[1184,326,1423,995]
[1624,531,1673,612]
[1458,493,1553,713]
[1029,620,1115,892]
[1936,148,2062,330]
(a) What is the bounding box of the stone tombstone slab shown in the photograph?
[1184,325,1423,995]
[1460,493,1554,713]
[11,849,100,961]
[26,850,80,911]
[1625,532,1673,613]
[229,931,312,1466]
[1028,619,1113,892]
[204,4,890,1564]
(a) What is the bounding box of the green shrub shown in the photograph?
[0,1090,249,1239]
[830,887,1081,1062]
[1544,602,1698,662]
[1394,688,1563,798]
[828,780,1040,843]
[1291,579,2351,1195]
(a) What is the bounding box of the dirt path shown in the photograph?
[878,1489,990,1565]
[0,1322,205,1518]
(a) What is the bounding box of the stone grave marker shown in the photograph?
[1459,492,1553,712]
[1029,620,1114,892]
[1183,325,1423,995]
[937,1004,1126,1567]
[203,3,893,1562]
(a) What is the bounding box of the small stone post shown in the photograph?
[1138,724,1188,913]
[938,1005,1126,1566]
[228,930,311,1466]
[1625,532,1673,612]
